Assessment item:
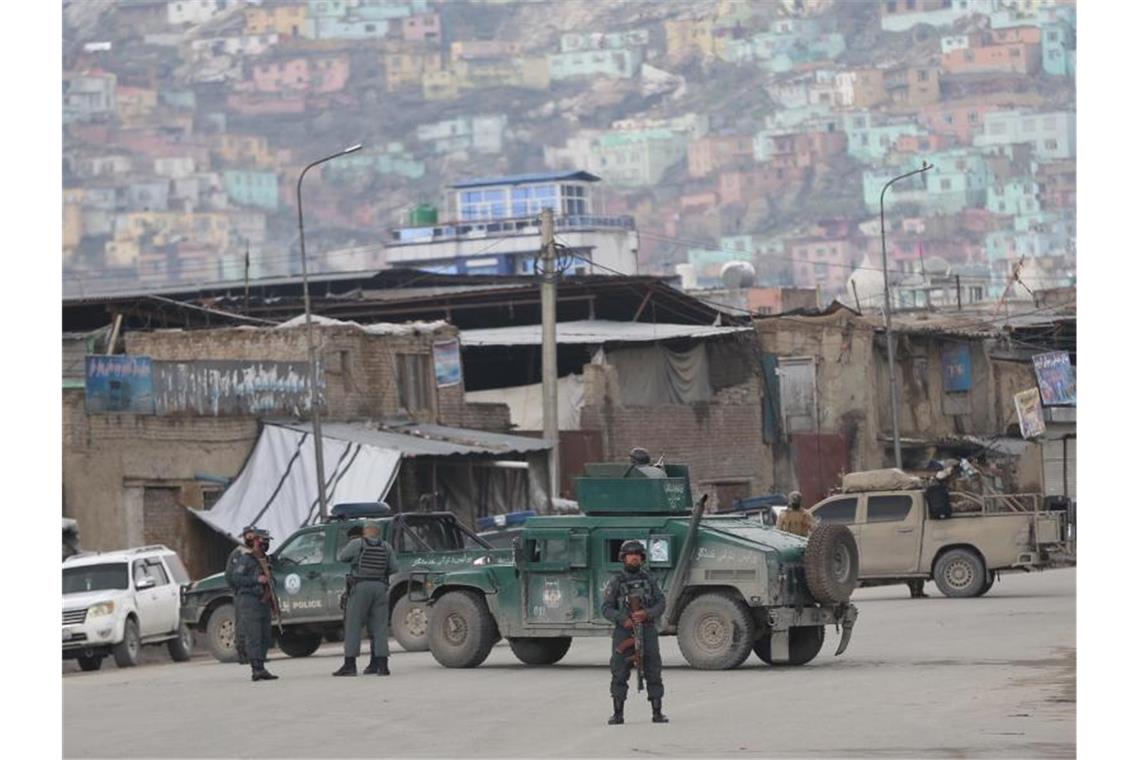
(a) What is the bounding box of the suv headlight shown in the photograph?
[88,601,115,617]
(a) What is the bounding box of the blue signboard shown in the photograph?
[1032,352,1076,406]
[941,345,972,393]
[85,356,155,414]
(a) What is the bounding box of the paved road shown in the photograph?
[64,568,1075,758]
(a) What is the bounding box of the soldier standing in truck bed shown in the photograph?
[601,540,668,725]
[333,519,396,676]
[777,491,816,537]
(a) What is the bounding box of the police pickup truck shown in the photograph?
[181,504,507,662]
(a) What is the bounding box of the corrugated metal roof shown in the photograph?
[269,420,551,457]
[460,320,753,347]
[450,170,601,189]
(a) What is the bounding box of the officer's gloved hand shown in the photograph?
[631,609,649,624]
[623,618,636,630]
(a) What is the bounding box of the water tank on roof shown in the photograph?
[720,260,756,289]
[409,204,438,226]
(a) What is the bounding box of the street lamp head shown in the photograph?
[342,143,364,154]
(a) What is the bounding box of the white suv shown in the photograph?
[63,545,194,671]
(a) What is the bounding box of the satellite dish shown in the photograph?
[720,260,756,289]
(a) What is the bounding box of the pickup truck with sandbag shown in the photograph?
[806,468,1074,598]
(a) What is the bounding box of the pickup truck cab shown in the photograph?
[808,482,1072,597]
[182,507,507,662]
[63,546,194,671]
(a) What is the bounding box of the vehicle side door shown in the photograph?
[146,557,181,634]
[273,528,334,622]
[520,529,591,626]
[589,531,668,626]
[131,559,168,636]
[858,493,923,576]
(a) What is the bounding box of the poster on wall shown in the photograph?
[1014,388,1046,439]
[1032,351,1076,406]
[85,355,155,414]
[941,344,972,392]
[433,340,462,387]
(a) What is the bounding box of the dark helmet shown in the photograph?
[629,448,651,466]
[241,526,271,543]
[788,491,803,509]
[619,540,647,560]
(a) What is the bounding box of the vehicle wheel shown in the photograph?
[508,637,572,665]
[276,630,323,658]
[77,656,103,672]
[976,572,996,597]
[167,623,194,662]
[113,618,141,668]
[205,603,239,663]
[391,594,430,653]
[676,591,755,670]
[754,625,825,666]
[428,590,499,668]
[933,548,986,598]
[804,524,859,604]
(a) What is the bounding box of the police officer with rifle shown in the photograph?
[601,540,668,725]
[224,526,280,682]
[333,519,396,677]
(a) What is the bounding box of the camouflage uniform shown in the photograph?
[224,544,277,681]
[601,559,667,721]
[777,507,815,537]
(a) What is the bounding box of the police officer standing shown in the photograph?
[602,540,668,725]
[333,520,396,676]
[224,526,278,681]
[776,491,816,537]
[224,530,256,665]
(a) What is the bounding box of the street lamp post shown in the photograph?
[879,160,933,470]
[296,143,363,522]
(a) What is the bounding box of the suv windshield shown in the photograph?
[64,563,129,594]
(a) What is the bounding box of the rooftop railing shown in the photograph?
[390,213,635,244]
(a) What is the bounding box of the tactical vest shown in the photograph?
[354,540,389,580]
[616,573,653,610]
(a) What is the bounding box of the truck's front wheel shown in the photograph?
[113,618,141,668]
[205,603,239,663]
[276,630,323,657]
[677,592,755,670]
[933,548,986,598]
[508,637,572,665]
[754,625,825,666]
[391,594,430,652]
[428,591,499,668]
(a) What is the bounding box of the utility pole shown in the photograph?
[296,143,363,522]
[243,238,251,314]
[540,208,560,510]
[880,160,933,470]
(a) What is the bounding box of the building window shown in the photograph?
[396,353,434,412]
[918,69,929,82]
[1044,139,1059,150]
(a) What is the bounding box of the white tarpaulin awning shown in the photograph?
[190,423,401,542]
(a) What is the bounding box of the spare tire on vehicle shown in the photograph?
[804,524,859,604]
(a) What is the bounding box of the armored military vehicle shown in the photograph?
[181,504,508,661]
[411,462,860,671]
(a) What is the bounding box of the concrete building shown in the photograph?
[687,134,756,178]
[549,48,643,80]
[416,115,508,155]
[878,0,989,32]
[166,0,224,25]
[222,170,279,212]
[975,110,1076,160]
[64,71,117,123]
[387,171,638,276]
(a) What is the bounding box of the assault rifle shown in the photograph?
[616,595,646,693]
[252,550,284,635]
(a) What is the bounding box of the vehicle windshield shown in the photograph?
[64,563,129,594]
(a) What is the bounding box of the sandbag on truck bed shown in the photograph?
[841,468,924,493]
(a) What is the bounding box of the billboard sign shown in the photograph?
[1032,351,1076,406]
[85,356,155,414]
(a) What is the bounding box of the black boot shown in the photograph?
[651,699,669,723]
[251,660,278,681]
[607,698,624,725]
[332,657,357,676]
[376,656,390,676]
[362,656,381,675]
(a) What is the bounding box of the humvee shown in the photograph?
[181,505,508,662]
[410,463,860,670]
